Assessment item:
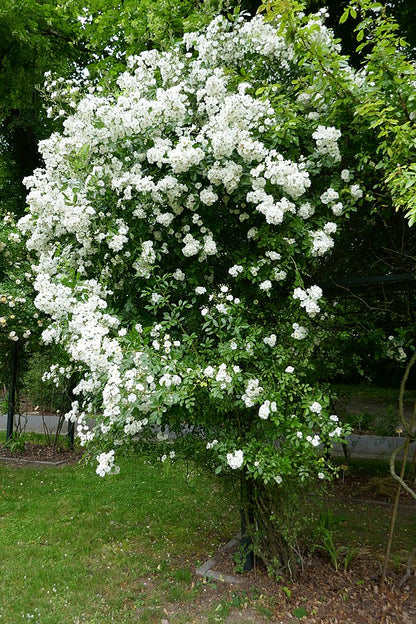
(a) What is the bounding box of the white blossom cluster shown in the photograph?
[242,378,263,407]
[309,222,337,256]
[20,12,354,480]
[312,125,342,162]
[226,449,244,469]
[293,285,323,318]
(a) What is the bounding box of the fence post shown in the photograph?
[6,342,19,442]
[67,384,75,449]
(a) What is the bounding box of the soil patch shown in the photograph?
[0,442,82,465]
[191,473,416,623]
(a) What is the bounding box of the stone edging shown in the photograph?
[0,455,69,467]
[196,533,242,584]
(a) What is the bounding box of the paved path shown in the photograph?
[0,412,69,434]
[1,399,414,461]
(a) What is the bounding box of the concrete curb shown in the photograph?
[333,434,416,461]
[0,455,69,467]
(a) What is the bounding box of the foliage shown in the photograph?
[22,348,74,415]
[0,0,227,420]
[304,0,416,62]
[8,0,416,574]
[0,210,45,391]
[259,1,416,224]
[260,0,416,386]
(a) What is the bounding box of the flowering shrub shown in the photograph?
[20,10,366,572]
[0,212,45,391]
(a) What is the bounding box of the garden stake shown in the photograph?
[6,342,19,442]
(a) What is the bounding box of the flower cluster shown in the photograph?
[20,12,358,483]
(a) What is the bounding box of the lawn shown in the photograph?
[1,427,416,622]
[0,454,239,624]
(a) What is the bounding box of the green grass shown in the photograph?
[331,383,416,406]
[327,458,416,567]
[0,455,239,624]
[1,440,416,622]
[330,383,416,436]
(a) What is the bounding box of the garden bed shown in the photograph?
[0,441,82,465]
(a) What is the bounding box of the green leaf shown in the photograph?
[293,606,308,618]
[339,9,349,25]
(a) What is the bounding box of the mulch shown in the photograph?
[0,441,82,464]
[203,472,416,624]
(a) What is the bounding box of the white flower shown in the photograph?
[310,401,322,414]
[195,286,207,294]
[228,264,243,277]
[341,169,350,182]
[172,268,185,281]
[318,472,325,479]
[200,187,218,205]
[320,188,339,205]
[226,449,244,469]
[151,293,163,304]
[273,269,287,281]
[206,439,218,449]
[259,280,272,291]
[242,378,263,407]
[259,401,270,419]
[265,250,281,261]
[309,229,335,256]
[182,233,202,257]
[203,365,215,378]
[285,366,294,373]
[329,426,342,438]
[263,334,276,347]
[298,202,315,219]
[96,450,120,477]
[350,184,363,200]
[312,125,341,162]
[291,323,308,340]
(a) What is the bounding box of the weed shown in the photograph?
[232,541,253,574]
[5,431,27,453]
[313,511,359,571]
[293,606,308,618]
